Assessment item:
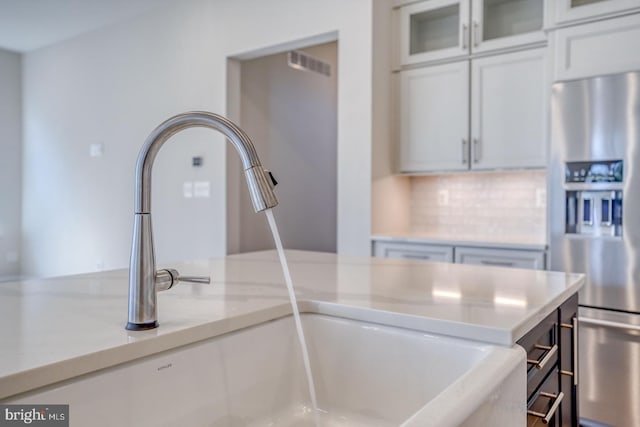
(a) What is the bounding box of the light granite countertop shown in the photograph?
[0,250,583,400]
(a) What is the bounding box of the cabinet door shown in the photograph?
[455,246,546,270]
[471,48,546,170]
[553,0,640,25]
[553,13,640,81]
[471,0,545,53]
[399,0,470,65]
[372,241,454,263]
[399,62,470,172]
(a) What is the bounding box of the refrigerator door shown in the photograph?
[579,307,640,426]
[549,71,640,313]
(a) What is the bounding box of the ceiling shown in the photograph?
[0,0,169,53]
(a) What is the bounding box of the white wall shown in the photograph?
[371,1,411,236]
[235,42,337,253]
[21,0,374,277]
[0,48,22,279]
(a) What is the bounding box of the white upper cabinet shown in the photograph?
[399,62,470,172]
[470,48,547,169]
[471,0,545,53]
[399,0,545,65]
[551,0,640,26]
[399,48,546,173]
[552,12,640,80]
[400,0,471,65]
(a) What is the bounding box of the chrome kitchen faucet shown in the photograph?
[126,111,278,331]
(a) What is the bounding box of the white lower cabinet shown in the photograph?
[454,246,546,270]
[373,241,454,263]
[373,240,546,270]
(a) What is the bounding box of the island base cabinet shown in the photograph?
[518,293,579,427]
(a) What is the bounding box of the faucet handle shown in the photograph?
[177,275,211,284]
[156,268,211,291]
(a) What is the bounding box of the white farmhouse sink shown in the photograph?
[10,314,525,426]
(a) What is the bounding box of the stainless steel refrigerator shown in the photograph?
[550,71,640,427]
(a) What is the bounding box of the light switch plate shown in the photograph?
[183,182,193,198]
[90,143,104,157]
[194,181,210,198]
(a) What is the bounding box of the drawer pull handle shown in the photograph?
[402,254,430,260]
[528,391,564,424]
[480,260,514,267]
[527,344,558,370]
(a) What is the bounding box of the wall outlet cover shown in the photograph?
[438,189,450,206]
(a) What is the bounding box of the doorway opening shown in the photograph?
[226,39,338,254]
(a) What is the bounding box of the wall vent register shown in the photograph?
[287,50,331,77]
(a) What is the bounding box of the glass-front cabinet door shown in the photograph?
[398,0,545,66]
[400,0,470,65]
[471,0,545,53]
[553,0,640,25]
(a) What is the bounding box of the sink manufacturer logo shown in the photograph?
[0,405,68,426]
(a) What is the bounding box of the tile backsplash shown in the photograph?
[410,171,546,241]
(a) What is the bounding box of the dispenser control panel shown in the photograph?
[565,160,623,183]
[564,159,623,237]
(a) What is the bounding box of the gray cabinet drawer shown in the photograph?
[455,247,545,270]
[372,241,453,263]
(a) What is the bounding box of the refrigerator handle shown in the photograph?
[579,316,640,332]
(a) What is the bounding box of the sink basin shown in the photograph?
[9,314,525,426]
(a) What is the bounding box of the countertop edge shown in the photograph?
[511,274,586,342]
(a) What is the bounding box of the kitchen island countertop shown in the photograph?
[0,250,583,400]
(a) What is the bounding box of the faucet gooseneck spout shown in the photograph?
[126,111,278,331]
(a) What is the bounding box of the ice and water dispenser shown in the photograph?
[565,160,623,237]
